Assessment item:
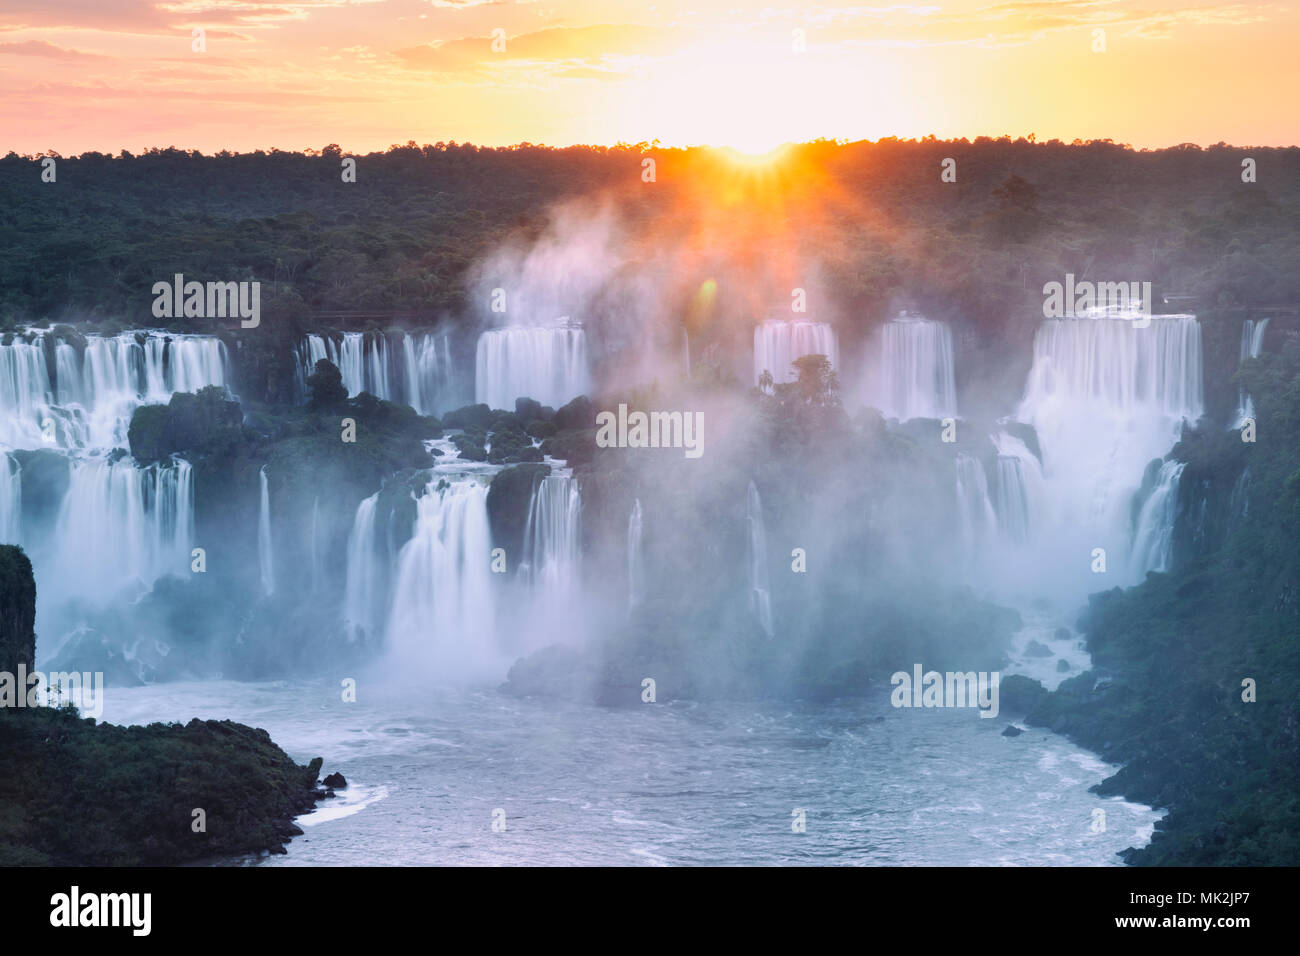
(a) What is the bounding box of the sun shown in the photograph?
[625,41,825,157]
[718,142,792,168]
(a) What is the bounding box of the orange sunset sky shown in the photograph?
[1,0,1295,155]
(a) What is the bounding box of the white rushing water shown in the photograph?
[308,496,324,594]
[23,454,194,659]
[871,316,957,421]
[401,333,458,415]
[49,455,194,606]
[627,498,644,613]
[955,433,1048,577]
[475,325,590,411]
[955,453,998,563]
[1130,460,1186,574]
[385,477,498,678]
[1232,317,1269,428]
[746,480,774,636]
[343,492,385,643]
[258,465,275,596]
[1004,312,1201,601]
[0,453,20,544]
[0,328,217,658]
[299,331,460,415]
[753,320,838,386]
[340,438,584,675]
[5,309,1182,867]
[0,329,227,449]
[994,453,1033,545]
[519,474,583,607]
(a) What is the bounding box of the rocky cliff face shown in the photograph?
[0,545,35,675]
[0,548,333,865]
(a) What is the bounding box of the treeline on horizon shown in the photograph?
[1,137,1297,338]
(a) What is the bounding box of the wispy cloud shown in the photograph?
[0,39,106,59]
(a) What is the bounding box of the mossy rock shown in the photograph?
[487,463,551,563]
[514,397,546,423]
[540,428,597,466]
[442,403,494,430]
[8,450,69,533]
[128,385,243,462]
[526,420,557,439]
[451,434,487,462]
[554,395,595,431]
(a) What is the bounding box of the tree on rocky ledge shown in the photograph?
[306,357,348,411]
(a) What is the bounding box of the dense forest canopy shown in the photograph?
[2,138,1297,336]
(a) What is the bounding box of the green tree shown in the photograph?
[305,359,347,411]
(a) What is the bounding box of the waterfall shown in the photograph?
[991,433,1044,546]
[475,326,590,411]
[300,331,459,414]
[627,498,645,612]
[0,453,21,544]
[0,340,51,449]
[955,454,997,558]
[746,481,774,636]
[299,334,329,389]
[519,475,582,598]
[300,333,387,400]
[954,433,1046,584]
[1021,314,1202,418]
[258,465,275,596]
[873,317,956,420]
[385,478,495,663]
[1233,318,1269,428]
[1130,460,1185,573]
[753,321,838,386]
[1012,313,1202,596]
[1227,466,1252,535]
[401,333,457,415]
[0,328,217,659]
[343,492,385,642]
[48,455,193,606]
[994,456,1031,544]
[309,496,324,593]
[0,330,227,449]
[335,333,382,400]
[64,333,227,448]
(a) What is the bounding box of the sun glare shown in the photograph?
[719,142,792,167]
